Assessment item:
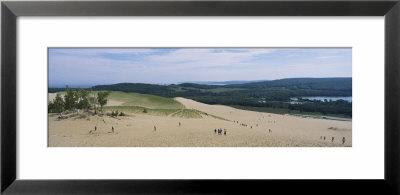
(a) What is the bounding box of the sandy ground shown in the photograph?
[48,97,352,147]
[48,93,58,103]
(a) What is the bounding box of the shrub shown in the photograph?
[111,110,119,117]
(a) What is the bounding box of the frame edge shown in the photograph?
[1,1,17,193]
[1,0,400,194]
[385,1,400,194]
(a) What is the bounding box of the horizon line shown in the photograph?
[48,77,352,88]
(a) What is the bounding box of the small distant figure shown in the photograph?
[179,122,181,127]
[237,121,238,124]
[323,136,326,141]
[251,126,252,129]
[224,129,227,136]
[331,137,334,143]
[112,126,114,133]
[154,126,157,132]
[268,129,272,133]
[214,129,217,134]
[94,126,97,131]
[218,129,222,135]
[342,137,346,144]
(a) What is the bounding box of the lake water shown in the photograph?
[291,97,352,102]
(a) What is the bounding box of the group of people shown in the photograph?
[234,120,250,128]
[214,128,227,136]
[320,136,346,144]
[234,120,273,134]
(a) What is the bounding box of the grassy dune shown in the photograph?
[52,91,227,120]
[102,91,227,120]
[103,106,179,116]
[56,91,183,109]
[107,91,184,109]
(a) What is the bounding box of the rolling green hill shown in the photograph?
[50,78,352,117]
[53,90,227,119]
[107,91,184,109]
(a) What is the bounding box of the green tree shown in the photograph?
[97,91,110,110]
[51,93,65,113]
[64,85,77,110]
[48,101,55,113]
[76,89,90,110]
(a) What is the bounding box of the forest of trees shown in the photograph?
[48,86,110,114]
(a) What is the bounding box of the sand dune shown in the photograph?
[48,93,58,102]
[48,97,351,147]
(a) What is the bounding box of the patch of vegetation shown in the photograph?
[109,109,126,117]
[103,106,227,120]
[48,86,110,114]
[104,106,178,116]
[171,109,203,119]
[231,105,352,119]
[106,91,184,109]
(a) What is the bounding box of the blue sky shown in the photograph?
[48,48,352,87]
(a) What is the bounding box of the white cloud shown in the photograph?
[145,49,276,69]
[317,55,343,59]
[50,48,156,56]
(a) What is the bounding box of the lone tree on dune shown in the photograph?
[64,85,78,110]
[76,89,90,111]
[97,91,110,111]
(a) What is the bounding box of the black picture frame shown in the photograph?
[1,0,400,194]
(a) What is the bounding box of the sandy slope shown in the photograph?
[48,97,352,147]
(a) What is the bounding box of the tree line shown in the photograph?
[50,78,352,117]
[48,86,110,114]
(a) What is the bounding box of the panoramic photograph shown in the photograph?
[48,48,352,147]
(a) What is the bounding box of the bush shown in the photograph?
[119,112,125,116]
[111,110,119,117]
[143,108,148,113]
